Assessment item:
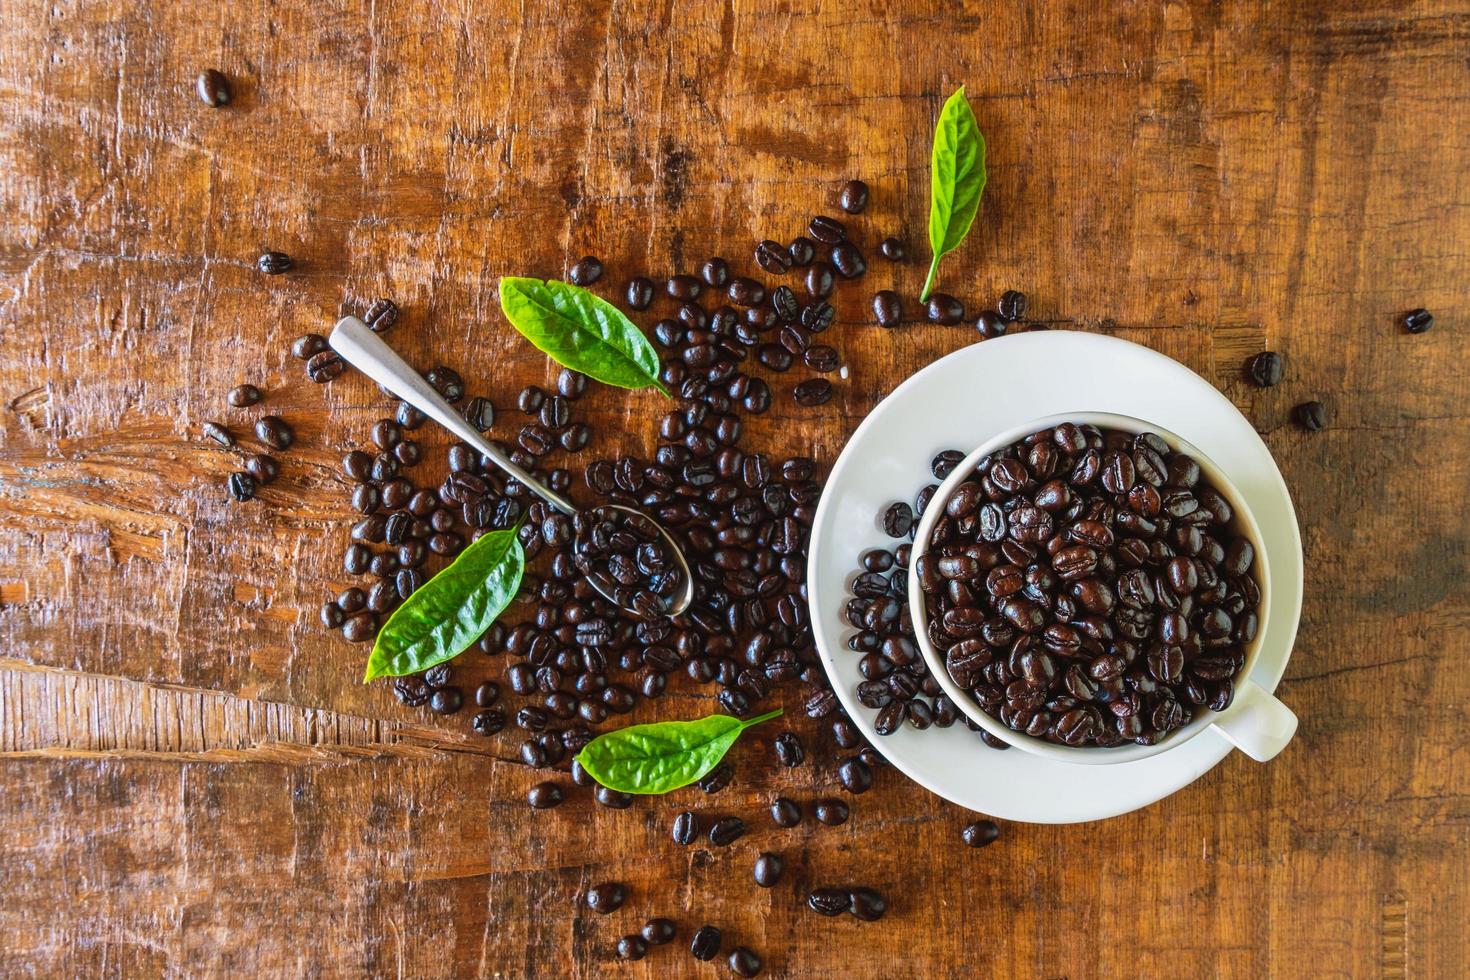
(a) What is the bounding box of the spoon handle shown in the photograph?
[328,316,577,516]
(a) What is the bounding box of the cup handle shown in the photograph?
[1207,679,1298,762]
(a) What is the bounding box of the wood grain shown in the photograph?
[2,0,1468,976]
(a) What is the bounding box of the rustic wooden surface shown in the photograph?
[2,0,1467,976]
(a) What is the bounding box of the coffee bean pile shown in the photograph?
[916,424,1262,748]
[297,184,1020,974]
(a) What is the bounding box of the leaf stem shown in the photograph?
[739,707,784,729]
[919,256,940,304]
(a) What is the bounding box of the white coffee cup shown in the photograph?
[909,411,1297,765]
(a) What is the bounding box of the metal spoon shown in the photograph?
[328,315,694,617]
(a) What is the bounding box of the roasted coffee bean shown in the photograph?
[667,274,703,301]
[306,350,345,382]
[227,471,257,502]
[396,401,426,430]
[805,262,834,299]
[256,251,291,275]
[341,612,376,642]
[879,237,905,261]
[202,421,235,448]
[962,819,1000,847]
[881,501,913,537]
[527,782,563,809]
[997,290,1027,322]
[557,369,588,400]
[755,239,792,274]
[837,757,873,794]
[1247,351,1284,387]
[832,241,866,279]
[753,852,783,888]
[429,687,462,715]
[793,378,834,406]
[617,278,653,315]
[462,397,495,431]
[727,277,765,307]
[926,293,964,325]
[838,179,870,214]
[770,797,801,828]
[672,810,700,845]
[849,887,888,921]
[243,454,280,485]
[568,255,603,285]
[615,936,647,961]
[785,237,815,267]
[809,215,846,244]
[226,384,262,408]
[774,731,805,767]
[698,760,734,794]
[1403,308,1433,334]
[292,333,328,360]
[728,948,762,978]
[690,925,722,961]
[426,366,464,402]
[641,918,676,946]
[254,416,293,450]
[586,882,627,914]
[708,816,746,846]
[363,298,399,333]
[1293,400,1327,431]
[596,786,633,809]
[196,69,231,107]
[814,799,849,826]
[977,310,1007,339]
[873,290,902,328]
[807,888,851,917]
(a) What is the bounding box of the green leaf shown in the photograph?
[574,708,782,795]
[363,522,525,681]
[499,276,670,396]
[921,86,987,303]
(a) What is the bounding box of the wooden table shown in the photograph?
[2,1,1466,976]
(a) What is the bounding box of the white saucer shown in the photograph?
[806,331,1303,823]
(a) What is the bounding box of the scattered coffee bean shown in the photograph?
[672,810,700,845]
[997,290,1027,322]
[568,255,603,285]
[728,277,766,307]
[701,257,730,287]
[689,925,722,961]
[755,239,792,275]
[771,798,801,827]
[426,366,464,402]
[837,757,873,794]
[879,237,905,261]
[363,298,399,332]
[873,290,902,328]
[961,820,1000,847]
[708,816,746,846]
[595,786,633,809]
[586,881,627,914]
[849,886,888,921]
[626,277,655,310]
[527,782,563,809]
[697,760,734,794]
[808,215,846,244]
[227,471,257,502]
[838,179,869,214]
[728,947,762,978]
[807,888,850,916]
[774,731,804,767]
[830,242,866,279]
[793,378,834,407]
[1294,400,1327,431]
[429,687,463,715]
[641,918,676,945]
[926,293,964,325]
[227,384,262,408]
[1247,351,1284,387]
[202,421,235,447]
[341,611,376,642]
[976,310,1007,339]
[306,350,345,383]
[256,251,291,275]
[881,501,913,537]
[753,853,783,887]
[814,799,849,826]
[788,237,816,266]
[1403,308,1433,334]
[292,333,328,360]
[254,416,293,450]
[557,369,588,400]
[805,262,834,300]
[615,935,647,961]
[463,396,495,431]
[196,69,231,107]
[245,453,279,484]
